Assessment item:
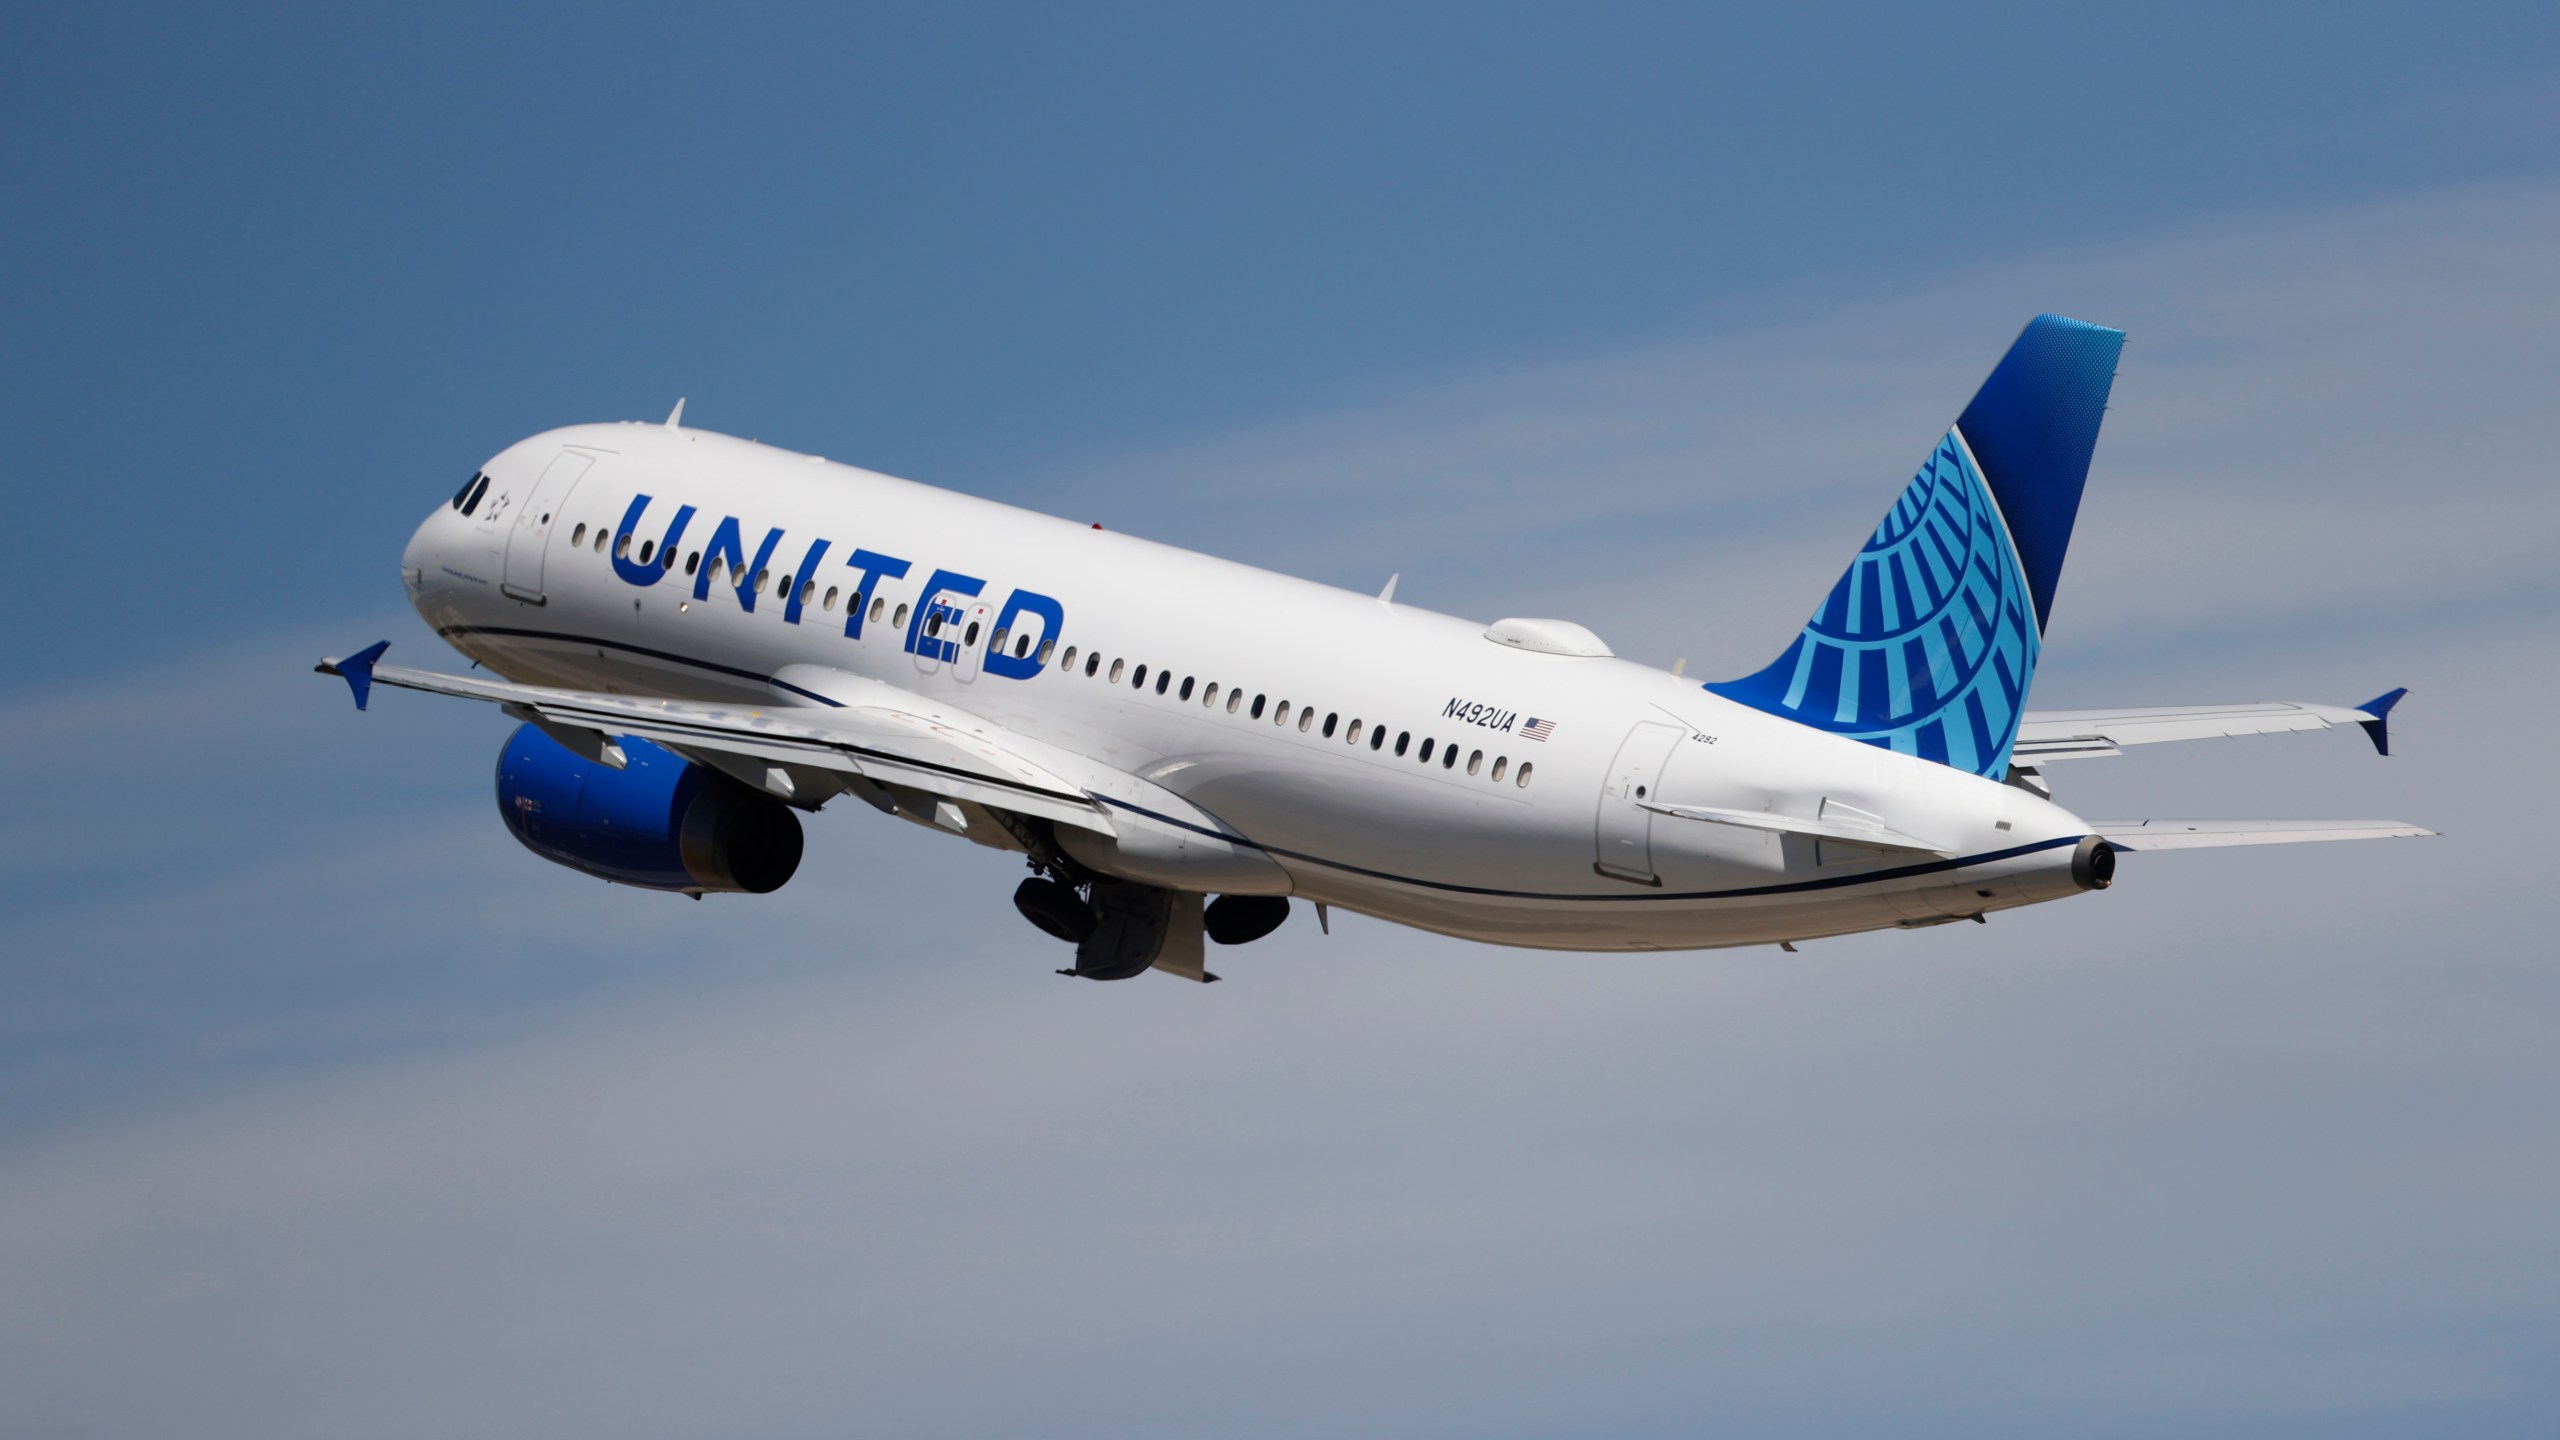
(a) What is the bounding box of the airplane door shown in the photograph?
[1594,721,1684,884]
[911,590,992,681]
[500,450,596,604]
[951,600,992,682]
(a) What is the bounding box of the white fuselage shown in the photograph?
[404,422,2103,950]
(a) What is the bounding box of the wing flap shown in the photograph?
[2093,818,2436,851]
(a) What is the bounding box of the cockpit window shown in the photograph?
[457,474,491,517]
[450,473,479,510]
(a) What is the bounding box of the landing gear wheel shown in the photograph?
[1013,877,1096,944]
[1205,894,1290,945]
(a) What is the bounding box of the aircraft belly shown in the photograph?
[1176,752,1570,898]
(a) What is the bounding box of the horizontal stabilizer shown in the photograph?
[2093,818,2436,851]
[2015,692,2408,762]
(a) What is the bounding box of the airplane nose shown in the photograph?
[402,508,439,588]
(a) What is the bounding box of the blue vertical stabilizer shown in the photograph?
[1707,315,2124,780]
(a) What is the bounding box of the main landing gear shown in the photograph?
[1008,837,1291,982]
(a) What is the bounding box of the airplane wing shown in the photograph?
[2012,688,2404,763]
[315,641,1114,835]
[2091,818,2435,851]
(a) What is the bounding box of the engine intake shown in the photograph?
[495,723,802,893]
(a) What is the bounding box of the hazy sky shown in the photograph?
[4,5,2557,1436]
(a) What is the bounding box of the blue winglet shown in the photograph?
[321,640,392,711]
[2354,687,2406,757]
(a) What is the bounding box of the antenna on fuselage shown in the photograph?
[664,397,686,429]
[1376,573,1399,604]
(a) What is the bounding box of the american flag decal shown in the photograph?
[1521,717,1556,742]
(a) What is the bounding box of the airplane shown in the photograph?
[319,315,2431,982]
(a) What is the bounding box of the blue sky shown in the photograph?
[4,5,2559,1437]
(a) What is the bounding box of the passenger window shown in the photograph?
[1016,633,1032,659]
[615,533,631,559]
[1299,708,1315,733]
[991,627,1009,653]
[1274,701,1290,726]
[1419,738,1434,763]
[1110,659,1125,683]
[1371,726,1386,751]
[1346,719,1362,744]
[571,523,587,546]
[685,551,700,575]
[964,620,980,647]
[870,597,886,624]
[1395,731,1410,756]
[753,568,769,592]
[663,547,679,571]
[892,602,909,629]
[1492,756,1508,781]
[1085,652,1102,677]
[1203,682,1219,707]
[1179,677,1194,701]
[1038,639,1054,664]
[638,540,655,564]
[1062,646,1079,670]
[801,580,816,605]
[1467,749,1482,775]
[1323,712,1337,738]
[1227,690,1243,714]
[823,586,839,611]
[1251,694,1266,719]
[595,530,608,554]
[1131,663,1147,688]
[1516,762,1533,787]
[1442,744,1458,769]
[1155,670,1171,695]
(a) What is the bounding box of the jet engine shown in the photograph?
[495,723,803,894]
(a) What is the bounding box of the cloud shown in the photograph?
[1,175,2556,1438]
[1024,175,2560,681]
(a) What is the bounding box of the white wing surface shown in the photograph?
[2092,818,2435,851]
[2013,689,2404,762]
[317,643,1114,836]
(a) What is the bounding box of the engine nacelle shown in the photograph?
[495,724,803,894]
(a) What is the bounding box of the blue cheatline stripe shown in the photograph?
[1087,795,2081,905]
[444,624,2082,905]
